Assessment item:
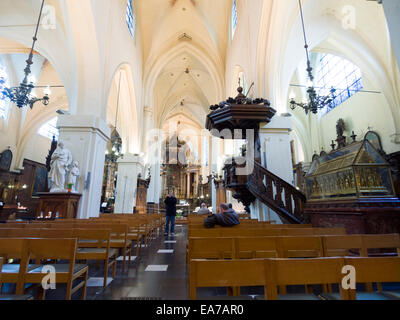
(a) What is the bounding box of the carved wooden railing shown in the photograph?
[224,157,307,224]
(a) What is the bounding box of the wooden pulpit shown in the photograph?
[37,192,81,219]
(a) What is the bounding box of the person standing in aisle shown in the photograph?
[164,192,177,236]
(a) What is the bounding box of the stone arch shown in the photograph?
[106,63,140,154]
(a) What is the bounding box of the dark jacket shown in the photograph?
[204,209,240,228]
[164,196,177,216]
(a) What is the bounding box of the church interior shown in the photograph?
[0,0,399,303]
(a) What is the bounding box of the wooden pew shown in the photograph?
[23,238,88,300]
[188,227,345,238]
[235,237,279,259]
[0,238,30,295]
[279,236,324,258]
[0,254,33,300]
[188,237,235,261]
[187,236,324,264]
[344,257,400,300]
[320,257,400,300]
[0,238,89,300]
[69,229,118,287]
[361,234,400,257]
[46,222,133,268]
[0,228,117,288]
[323,233,400,293]
[264,257,348,300]
[189,259,267,300]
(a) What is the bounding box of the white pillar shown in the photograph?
[259,116,294,184]
[143,107,159,205]
[57,115,110,219]
[258,115,295,224]
[114,154,144,213]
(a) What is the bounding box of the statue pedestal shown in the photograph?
[37,192,82,219]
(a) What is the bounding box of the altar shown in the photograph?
[37,192,82,219]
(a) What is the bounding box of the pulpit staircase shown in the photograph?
[224,158,307,224]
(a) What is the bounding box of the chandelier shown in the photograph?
[0,0,51,109]
[105,71,123,163]
[105,129,123,163]
[288,0,336,115]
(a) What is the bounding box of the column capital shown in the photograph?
[57,115,111,141]
[117,153,145,167]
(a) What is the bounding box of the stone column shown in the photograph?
[259,116,294,184]
[114,154,144,213]
[256,116,294,223]
[57,115,110,219]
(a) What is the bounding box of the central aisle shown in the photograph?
[95,223,189,300]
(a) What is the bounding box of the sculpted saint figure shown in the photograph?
[49,141,72,192]
[67,161,80,192]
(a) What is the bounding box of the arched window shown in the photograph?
[231,0,238,39]
[315,53,363,114]
[38,117,59,140]
[0,64,10,119]
[126,0,135,39]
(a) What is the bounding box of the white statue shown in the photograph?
[67,160,80,192]
[49,141,72,192]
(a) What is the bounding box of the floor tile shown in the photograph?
[87,277,113,287]
[145,265,168,272]
[116,256,137,261]
[157,249,174,254]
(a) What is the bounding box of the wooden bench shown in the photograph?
[189,259,267,300]
[0,256,33,300]
[187,236,324,266]
[0,238,88,300]
[319,257,400,300]
[45,222,133,268]
[188,227,345,238]
[0,228,117,288]
[264,257,348,300]
[24,238,89,300]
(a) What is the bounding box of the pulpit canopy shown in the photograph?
[205,87,276,139]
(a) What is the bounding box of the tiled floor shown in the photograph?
[93,226,190,300]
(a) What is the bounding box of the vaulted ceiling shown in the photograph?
[137,0,232,128]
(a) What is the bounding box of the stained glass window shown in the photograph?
[126,0,135,39]
[38,117,59,140]
[315,53,363,114]
[232,0,238,38]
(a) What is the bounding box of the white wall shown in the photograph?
[22,134,52,165]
